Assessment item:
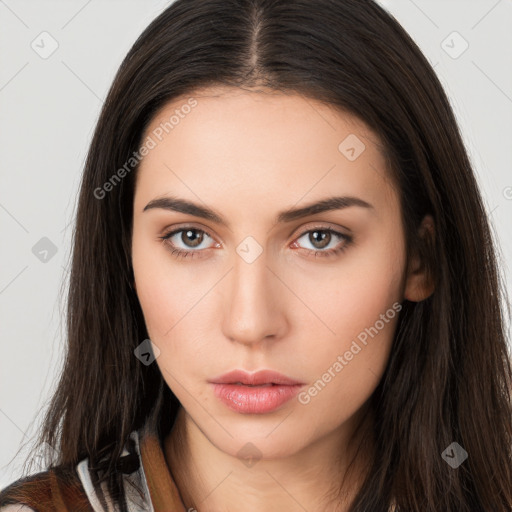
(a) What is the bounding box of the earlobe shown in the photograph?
[403,214,435,302]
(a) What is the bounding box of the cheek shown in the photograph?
[132,232,181,339]
[134,267,198,349]
[136,279,173,337]
[132,260,200,394]
[291,234,403,413]
[131,235,215,377]
[295,300,399,433]
[289,231,405,345]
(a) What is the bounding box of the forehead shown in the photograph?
[134,86,396,215]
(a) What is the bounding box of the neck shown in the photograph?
[164,405,375,512]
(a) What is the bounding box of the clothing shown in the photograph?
[0,428,187,512]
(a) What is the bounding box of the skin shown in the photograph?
[131,85,434,512]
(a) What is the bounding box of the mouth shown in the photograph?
[208,369,305,414]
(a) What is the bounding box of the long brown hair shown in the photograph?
[2,0,511,510]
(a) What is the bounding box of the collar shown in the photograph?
[76,429,186,512]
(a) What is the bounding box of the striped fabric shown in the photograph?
[0,428,187,512]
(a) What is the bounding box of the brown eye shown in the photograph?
[294,227,352,258]
[160,227,216,259]
[178,229,205,248]
[307,230,332,249]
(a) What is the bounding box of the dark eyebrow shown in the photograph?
[143,195,374,229]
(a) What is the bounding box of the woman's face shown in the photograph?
[131,86,427,460]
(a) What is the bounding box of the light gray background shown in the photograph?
[1,0,511,489]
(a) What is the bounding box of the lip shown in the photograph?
[209,370,305,414]
[209,369,305,386]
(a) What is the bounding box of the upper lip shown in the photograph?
[209,369,304,386]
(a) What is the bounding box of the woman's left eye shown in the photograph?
[159,226,353,260]
[293,228,353,258]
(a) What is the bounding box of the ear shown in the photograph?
[403,214,435,302]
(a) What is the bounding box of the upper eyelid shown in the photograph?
[161,224,215,240]
[162,222,348,234]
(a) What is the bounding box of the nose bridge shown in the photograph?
[221,240,284,345]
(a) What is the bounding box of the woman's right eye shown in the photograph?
[159,227,216,259]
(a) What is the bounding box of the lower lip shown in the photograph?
[210,383,303,414]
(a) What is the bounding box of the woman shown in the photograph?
[1,0,511,511]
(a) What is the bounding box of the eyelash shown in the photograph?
[159,225,353,261]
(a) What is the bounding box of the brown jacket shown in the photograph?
[0,428,186,512]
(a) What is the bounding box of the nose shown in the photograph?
[221,249,288,347]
